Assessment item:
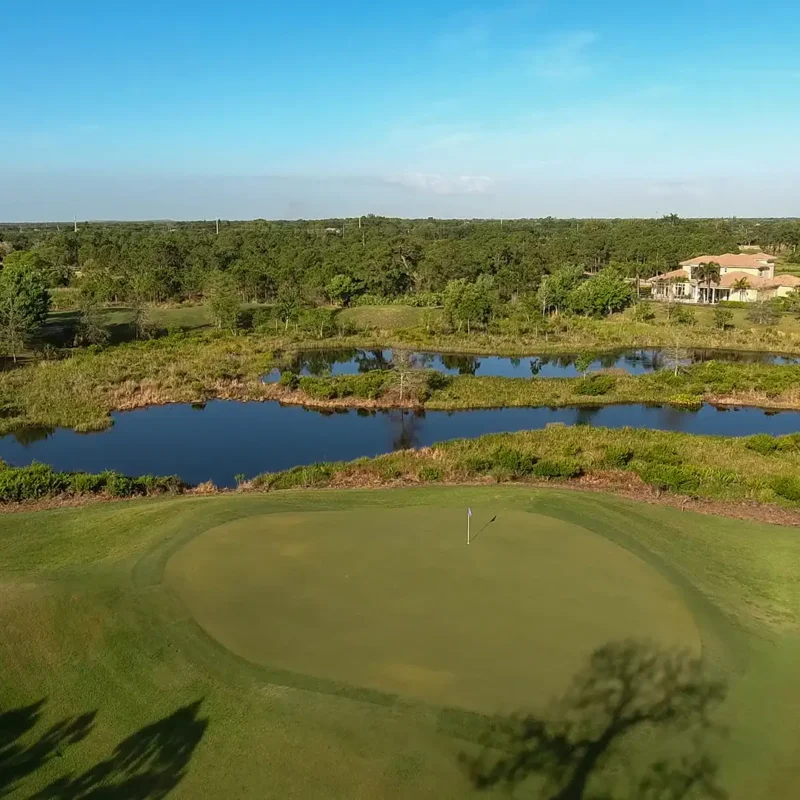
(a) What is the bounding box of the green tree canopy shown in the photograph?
[567,270,633,317]
[0,258,51,360]
[205,270,240,334]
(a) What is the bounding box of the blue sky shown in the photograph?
[3,0,800,220]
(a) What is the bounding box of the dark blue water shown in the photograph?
[1,401,798,488]
[263,347,800,381]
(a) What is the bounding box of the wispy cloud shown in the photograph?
[394,173,493,195]
[525,31,599,79]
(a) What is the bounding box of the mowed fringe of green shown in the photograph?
[252,427,800,507]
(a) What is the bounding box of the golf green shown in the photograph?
[165,507,700,711]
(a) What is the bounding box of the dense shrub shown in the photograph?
[637,444,683,465]
[278,370,300,390]
[530,459,583,479]
[350,292,443,308]
[604,446,634,468]
[771,475,800,503]
[635,463,702,494]
[574,375,615,396]
[426,372,453,391]
[251,308,275,330]
[671,306,695,325]
[256,462,334,490]
[0,462,68,501]
[0,463,185,503]
[745,434,780,456]
[717,300,748,309]
[299,372,387,400]
[491,446,538,477]
[418,465,441,482]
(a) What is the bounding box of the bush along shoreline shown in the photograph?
[0,460,186,504]
[251,427,800,510]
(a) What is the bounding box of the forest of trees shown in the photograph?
[0,215,798,313]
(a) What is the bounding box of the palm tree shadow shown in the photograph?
[1,699,208,799]
[461,640,728,800]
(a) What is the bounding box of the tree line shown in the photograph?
[0,215,797,355]
[3,215,790,308]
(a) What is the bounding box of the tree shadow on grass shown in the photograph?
[0,700,96,797]
[1,699,208,799]
[462,640,728,800]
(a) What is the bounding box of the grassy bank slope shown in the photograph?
[254,427,800,511]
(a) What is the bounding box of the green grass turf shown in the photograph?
[338,304,435,330]
[1,487,799,798]
[165,508,699,713]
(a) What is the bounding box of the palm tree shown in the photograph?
[732,276,750,302]
[693,261,721,303]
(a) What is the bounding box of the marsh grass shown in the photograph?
[5,304,800,436]
[253,426,800,508]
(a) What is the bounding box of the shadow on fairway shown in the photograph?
[1,698,208,799]
[461,640,728,800]
[0,701,96,797]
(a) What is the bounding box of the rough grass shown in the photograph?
[254,426,800,509]
[426,362,800,410]
[2,488,800,797]
[338,304,433,331]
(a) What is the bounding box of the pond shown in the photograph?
[1,400,798,488]
[263,347,800,381]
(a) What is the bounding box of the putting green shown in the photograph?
[166,507,700,711]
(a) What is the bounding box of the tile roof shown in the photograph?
[717,271,800,289]
[679,253,776,268]
[655,268,689,281]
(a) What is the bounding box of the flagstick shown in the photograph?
[467,510,470,545]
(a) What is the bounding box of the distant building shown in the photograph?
[651,252,800,304]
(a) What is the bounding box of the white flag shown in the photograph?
[468,507,473,517]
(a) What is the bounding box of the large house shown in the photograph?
[652,252,800,304]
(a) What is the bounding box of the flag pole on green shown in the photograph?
[467,507,472,545]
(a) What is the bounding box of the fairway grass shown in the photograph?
[1,487,799,798]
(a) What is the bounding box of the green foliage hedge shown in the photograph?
[463,445,582,481]
[574,375,615,396]
[771,476,800,502]
[299,372,389,400]
[350,293,443,308]
[0,461,186,503]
